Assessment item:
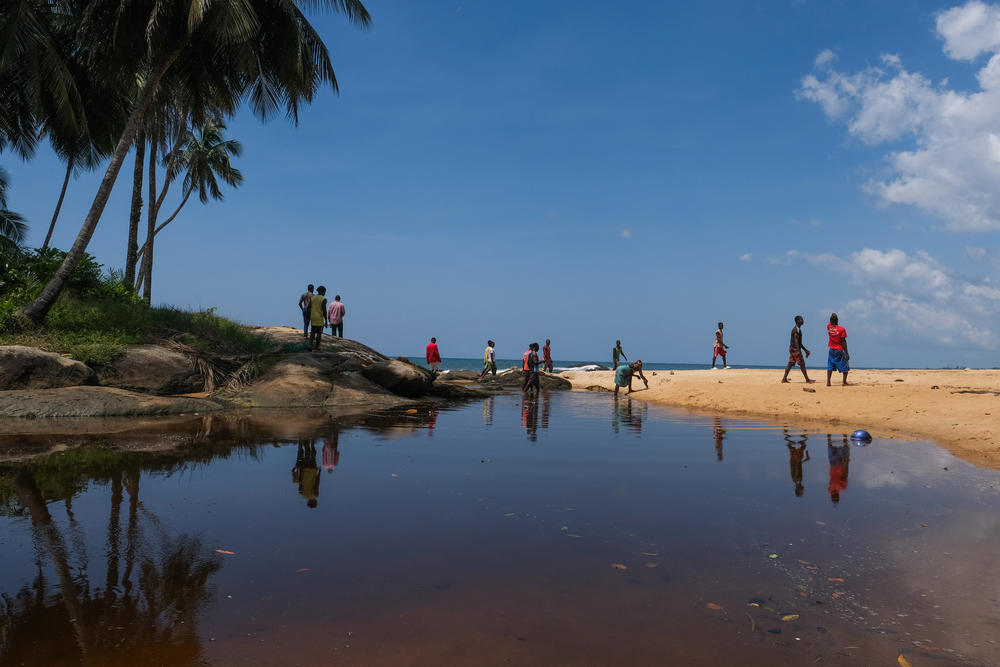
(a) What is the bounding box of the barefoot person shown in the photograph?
[614,360,644,395]
[612,340,627,369]
[479,340,497,380]
[426,337,442,373]
[711,322,730,369]
[826,313,850,386]
[327,294,345,338]
[298,284,314,337]
[781,315,814,383]
[542,339,554,373]
[308,286,328,351]
[522,343,541,393]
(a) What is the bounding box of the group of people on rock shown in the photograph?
[298,284,347,351]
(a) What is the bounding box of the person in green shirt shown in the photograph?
[309,286,328,351]
[612,340,627,369]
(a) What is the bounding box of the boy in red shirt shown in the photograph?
[426,337,441,373]
[826,313,850,386]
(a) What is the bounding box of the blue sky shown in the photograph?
[5,0,1000,367]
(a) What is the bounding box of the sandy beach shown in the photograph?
[561,368,1000,469]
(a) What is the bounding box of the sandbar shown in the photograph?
[561,368,1000,469]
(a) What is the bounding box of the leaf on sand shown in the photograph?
[828,577,845,582]
[215,549,235,555]
[645,562,659,568]
[611,563,628,570]
[898,654,912,667]
[781,614,800,622]
[406,409,418,414]
[561,526,569,530]
[769,554,779,559]
[296,568,309,573]
[504,512,516,517]
[641,552,659,556]
[797,559,811,565]
[706,602,724,610]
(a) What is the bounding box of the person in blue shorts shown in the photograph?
[826,313,850,386]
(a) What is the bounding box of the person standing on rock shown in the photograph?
[479,340,496,380]
[612,340,627,369]
[327,295,346,338]
[309,286,328,351]
[426,337,442,373]
[522,342,541,393]
[298,284,314,337]
[712,322,730,369]
[543,339,554,373]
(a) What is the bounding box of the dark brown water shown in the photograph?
[1,391,999,666]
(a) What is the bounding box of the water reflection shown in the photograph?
[784,429,810,497]
[612,396,646,436]
[322,431,340,472]
[712,417,726,460]
[292,439,320,508]
[521,393,540,441]
[482,396,494,427]
[827,433,851,505]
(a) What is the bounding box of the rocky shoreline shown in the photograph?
[0,326,570,440]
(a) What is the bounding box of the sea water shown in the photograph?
[1,391,997,665]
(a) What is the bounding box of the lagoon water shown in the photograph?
[1,391,998,665]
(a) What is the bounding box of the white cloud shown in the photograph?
[739,253,752,262]
[619,228,632,239]
[792,247,999,348]
[799,3,1000,232]
[814,49,837,68]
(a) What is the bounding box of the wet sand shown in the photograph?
[561,368,1000,468]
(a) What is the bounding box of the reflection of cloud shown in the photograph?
[787,247,999,348]
[855,442,956,490]
[798,3,1000,231]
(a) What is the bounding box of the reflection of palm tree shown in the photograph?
[3,468,221,665]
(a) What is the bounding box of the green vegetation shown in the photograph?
[1,247,270,364]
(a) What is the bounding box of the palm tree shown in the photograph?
[0,166,28,248]
[14,0,371,325]
[134,118,243,298]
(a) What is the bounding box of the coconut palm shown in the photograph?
[0,166,28,248]
[134,118,243,298]
[15,0,371,324]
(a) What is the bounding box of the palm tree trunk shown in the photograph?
[135,187,192,262]
[143,135,158,302]
[125,134,146,288]
[41,159,73,250]
[17,47,186,325]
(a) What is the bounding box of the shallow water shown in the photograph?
[1,391,998,666]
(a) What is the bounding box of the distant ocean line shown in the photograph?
[398,357,786,372]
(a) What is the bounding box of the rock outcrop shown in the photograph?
[0,345,97,390]
[96,344,202,394]
[0,386,221,419]
[360,359,434,397]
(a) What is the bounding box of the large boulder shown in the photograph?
[0,345,97,390]
[360,359,434,397]
[97,345,202,394]
[0,385,221,418]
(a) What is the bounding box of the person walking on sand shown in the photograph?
[782,315,815,383]
[298,284,314,337]
[522,342,542,393]
[479,340,497,380]
[614,360,645,395]
[308,286,328,351]
[426,337,442,373]
[826,313,850,386]
[711,322,730,369]
[543,339,554,373]
[327,294,346,338]
[612,340,627,369]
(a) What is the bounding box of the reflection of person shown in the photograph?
[712,322,730,369]
[541,391,551,429]
[427,408,438,437]
[827,434,850,505]
[479,340,496,380]
[784,429,810,497]
[781,315,814,384]
[521,392,539,441]
[426,337,441,373]
[826,313,850,386]
[712,417,725,460]
[612,395,644,435]
[292,439,320,508]
[482,396,494,426]
[614,361,646,394]
[322,430,340,472]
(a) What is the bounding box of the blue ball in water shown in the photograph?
[851,429,872,442]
